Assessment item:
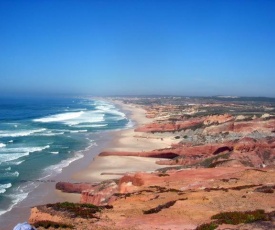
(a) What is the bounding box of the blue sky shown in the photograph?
[0,0,274,97]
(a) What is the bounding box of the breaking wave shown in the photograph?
[0,183,12,194]
[0,98,129,220]
[50,151,59,154]
[0,171,19,178]
[33,111,105,126]
[34,111,84,123]
[0,129,46,138]
[0,145,50,163]
[0,189,29,216]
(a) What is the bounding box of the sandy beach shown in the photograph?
[72,100,175,183]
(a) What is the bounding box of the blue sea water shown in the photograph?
[0,96,129,216]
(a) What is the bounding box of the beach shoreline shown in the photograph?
[63,99,174,195]
[0,131,114,229]
[0,98,173,229]
[73,99,176,181]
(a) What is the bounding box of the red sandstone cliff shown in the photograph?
[32,167,275,230]
[99,137,275,168]
[135,115,275,134]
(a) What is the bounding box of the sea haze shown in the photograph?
[0,96,129,216]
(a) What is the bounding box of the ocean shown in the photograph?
[0,96,129,218]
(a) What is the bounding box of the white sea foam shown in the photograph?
[64,108,87,112]
[0,189,29,216]
[10,160,25,165]
[126,119,134,128]
[8,140,13,143]
[12,171,19,177]
[0,128,46,137]
[5,122,19,126]
[50,151,59,154]
[44,151,83,174]
[0,178,44,216]
[0,143,6,148]
[34,111,105,125]
[69,130,87,133]
[34,111,84,123]
[33,100,125,126]
[35,131,65,136]
[0,183,12,194]
[1,171,19,178]
[95,101,126,120]
[74,124,107,128]
[104,108,126,118]
[0,160,25,166]
[96,104,115,111]
[43,142,96,176]
[0,145,50,163]
[0,152,29,163]
[0,145,50,153]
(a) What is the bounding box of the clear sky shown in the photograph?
[0,0,274,97]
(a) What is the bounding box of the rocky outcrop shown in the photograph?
[100,142,234,159]
[203,121,234,134]
[233,119,275,133]
[229,137,275,167]
[29,207,63,224]
[56,182,95,193]
[80,180,118,206]
[135,117,205,132]
[163,137,275,167]
[204,118,275,134]
[203,114,234,125]
[55,181,120,206]
[100,137,275,168]
[137,112,275,135]
[30,168,275,230]
[78,167,250,207]
[99,149,180,158]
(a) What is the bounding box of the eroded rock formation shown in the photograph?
[31,168,275,230]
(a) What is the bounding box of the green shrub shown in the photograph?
[143,200,176,214]
[46,202,101,219]
[197,209,271,230]
[211,209,267,224]
[199,152,231,168]
[158,173,170,177]
[33,220,73,229]
[196,222,218,230]
[254,185,275,193]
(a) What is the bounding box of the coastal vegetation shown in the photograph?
[33,220,73,229]
[197,209,274,230]
[46,202,102,219]
[143,200,177,214]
